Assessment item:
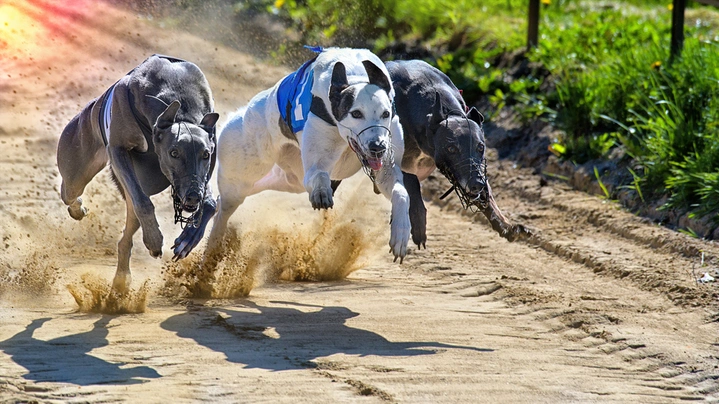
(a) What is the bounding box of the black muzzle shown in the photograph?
[438,158,489,211]
[171,178,207,229]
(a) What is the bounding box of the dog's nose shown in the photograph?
[183,191,201,211]
[368,140,385,156]
[467,179,487,199]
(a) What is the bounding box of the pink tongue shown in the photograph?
[367,158,383,170]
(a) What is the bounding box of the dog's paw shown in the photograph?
[309,186,334,210]
[68,206,87,221]
[389,213,411,263]
[172,225,204,261]
[505,223,533,242]
[142,226,163,258]
[67,198,87,220]
[112,271,132,294]
[409,205,427,250]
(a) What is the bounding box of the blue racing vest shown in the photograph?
[277,54,320,133]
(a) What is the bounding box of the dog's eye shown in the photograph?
[381,110,390,119]
[447,145,459,154]
[202,150,210,160]
[350,110,363,119]
[170,149,179,158]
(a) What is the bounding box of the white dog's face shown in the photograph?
[329,61,394,171]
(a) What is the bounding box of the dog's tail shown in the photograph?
[109,167,127,200]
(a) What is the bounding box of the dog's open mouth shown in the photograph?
[366,156,383,170]
[348,138,388,172]
[182,202,199,213]
[171,187,204,229]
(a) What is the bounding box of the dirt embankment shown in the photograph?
[0,1,717,402]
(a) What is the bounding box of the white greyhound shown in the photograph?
[205,47,411,262]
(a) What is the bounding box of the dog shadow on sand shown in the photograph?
[0,317,160,385]
[161,300,493,371]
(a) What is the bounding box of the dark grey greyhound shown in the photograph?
[57,55,219,293]
[385,59,529,248]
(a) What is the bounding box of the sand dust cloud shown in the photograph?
[163,176,389,298]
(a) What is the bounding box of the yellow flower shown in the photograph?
[541,0,551,4]
[275,0,285,9]
[651,61,662,70]
[668,3,673,11]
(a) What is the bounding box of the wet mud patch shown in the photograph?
[66,273,149,314]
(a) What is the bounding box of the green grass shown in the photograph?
[262,0,719,220]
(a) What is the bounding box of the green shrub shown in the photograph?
[264,0,719,218]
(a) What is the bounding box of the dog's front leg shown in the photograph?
[301,118,346,209]
[109,146,163,258]
[376,165,411,262]
[114,198,140,293]
[172,189,217,260]
[375,117,411,262]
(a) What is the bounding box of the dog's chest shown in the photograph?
[330,146,363,179]
[401,149,436,181]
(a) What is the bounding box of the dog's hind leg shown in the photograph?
[57,112,108,220]
[205,185,243,252]
[204,156,276,259]
[113,198,141,293]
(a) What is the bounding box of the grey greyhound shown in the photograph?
[387,59,529,248]
[57,55,219,293]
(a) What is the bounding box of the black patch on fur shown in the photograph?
[331,180,342,195]
[278,115,298,142]
[310,96,336,126]
[330,87,357,122]
[362,60,392,94]
[329,62,353,122]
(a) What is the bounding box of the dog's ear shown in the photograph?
[155,100,181,135]
[468,107,484,125]
[200,112,219,139]
[330,61,349,99]
[329,62,351,120]
[426,92,445,133]
[362,60,391,94]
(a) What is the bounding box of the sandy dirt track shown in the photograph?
[0,1,718,402]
